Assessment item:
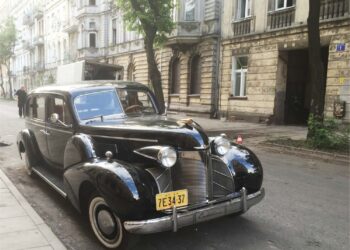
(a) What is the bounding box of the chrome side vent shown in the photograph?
[212,157,235,198]
[171,151,208,205]
[146,168,172,193]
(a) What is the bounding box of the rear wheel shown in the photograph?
[88,194,129,249]
[23,152,33,176]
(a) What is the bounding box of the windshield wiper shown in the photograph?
[83,115,104,124]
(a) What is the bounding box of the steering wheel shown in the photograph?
[125,104,143,112]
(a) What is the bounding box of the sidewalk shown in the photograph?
[168,112,308,144]
[0,169,66,250]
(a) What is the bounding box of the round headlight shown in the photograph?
[214,137,231,156]
[158,147,177,168]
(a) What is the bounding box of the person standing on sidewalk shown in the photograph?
[15,86,27,118]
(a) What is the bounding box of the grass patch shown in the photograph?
[266,136,349,155]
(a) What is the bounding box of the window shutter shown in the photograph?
[268,0,275,11]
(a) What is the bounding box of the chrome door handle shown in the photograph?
[40,129,50,136]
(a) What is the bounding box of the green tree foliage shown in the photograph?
[0,18,16,99]
[115,0,175,112]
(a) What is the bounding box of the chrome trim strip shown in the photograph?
[92,134,158,143]
[193,145,209,150]
[46,126,73,135]
[32,168,67,198]
[213,181,234,192]
[26,120,46,128]
[124,188,265,234]
[134,150,158,161]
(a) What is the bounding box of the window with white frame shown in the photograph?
[184,0,195,21]
[232,56,248,96]
[89,33,96,48]
[112,18,117,45]
[236,0,252,19]
[275,0,293,10]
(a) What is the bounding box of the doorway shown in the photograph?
[278,47,328,125]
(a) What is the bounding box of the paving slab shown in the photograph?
[0,169,66,250]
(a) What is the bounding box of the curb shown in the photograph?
[0,169,66,250]
[260,142,349,164]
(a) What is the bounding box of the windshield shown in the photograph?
[74,90,124,122]
[117,89,157,116]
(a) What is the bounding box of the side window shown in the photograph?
[36,97,46,120]
[26,97,33,118]
[47,97,73,125]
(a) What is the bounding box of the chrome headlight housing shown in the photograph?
[214,136,231,156]
[157,146,177,168]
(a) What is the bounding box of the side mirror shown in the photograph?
[50,113,59,123]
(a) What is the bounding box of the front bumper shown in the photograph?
[124,187,265,234]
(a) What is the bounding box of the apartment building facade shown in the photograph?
[3,0,349,123]
[220,0,350,123]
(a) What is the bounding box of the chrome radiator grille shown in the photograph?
[171,151,208,204]
[212,157,235,198]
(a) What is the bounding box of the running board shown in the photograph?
[32,167,67,198]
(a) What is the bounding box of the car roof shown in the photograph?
[30,81,150,97]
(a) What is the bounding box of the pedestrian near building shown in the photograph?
[15,86,27,118]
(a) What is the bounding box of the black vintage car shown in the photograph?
[17,81,264,249]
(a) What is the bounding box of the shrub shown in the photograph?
[307,115,349,150]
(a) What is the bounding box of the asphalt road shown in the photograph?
[0,99,349,250]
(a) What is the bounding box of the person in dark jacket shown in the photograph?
[15,86,27,118]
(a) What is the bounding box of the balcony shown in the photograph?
[267,6,295,30]
[63,20,79,33]
[35,61,45,72]
[232,16,255,36]
[320,0,349,20]
[77,47,102,60]
[76,5,100,17]
[33,35,44,46]
[167,21,201,46]
[33,7,43,19]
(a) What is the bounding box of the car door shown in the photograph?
[46,95,74,167]
[28,95,50,159]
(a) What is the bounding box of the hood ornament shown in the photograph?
[177,118,194,127]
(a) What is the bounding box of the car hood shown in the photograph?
[78,115,209,150]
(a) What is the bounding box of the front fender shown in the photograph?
[16,129,40,166]
[64,159,158,220]
[220,143,263,194]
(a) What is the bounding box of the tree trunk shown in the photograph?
[144,33,165,113]
[0,67,5,97]
[5,62,13,100]
[307,0,325,137]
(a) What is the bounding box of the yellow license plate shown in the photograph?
[156,189,188,211]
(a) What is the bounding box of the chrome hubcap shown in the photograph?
[97,210,116,236]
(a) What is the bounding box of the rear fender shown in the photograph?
[16,129,40,166]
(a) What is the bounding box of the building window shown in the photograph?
[89,0,96,6]
[275,0,293,10]
[127,63,135,81]
[89,21,96,29]
[89,33,96,48]
[112,18,117,45]
[184,0,195,21]
[189,55,201,95]
[236,0,252,19]
[170,58,180,94]
[232,56,248,96]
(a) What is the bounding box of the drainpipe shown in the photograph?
[210,0,222,119]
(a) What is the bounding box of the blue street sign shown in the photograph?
[336,43,346,52]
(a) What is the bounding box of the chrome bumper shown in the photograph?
[124,187,265,234]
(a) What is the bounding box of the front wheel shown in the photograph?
[88,194,128,249]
